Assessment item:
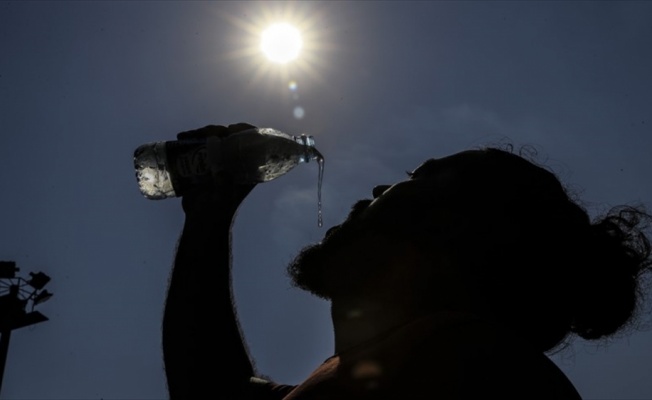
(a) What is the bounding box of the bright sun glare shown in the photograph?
[219,3,331,96]
[261,23,303,64]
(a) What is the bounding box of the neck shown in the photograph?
[327,246,472,354]
[330,297,417,354]
[329,290,475,354]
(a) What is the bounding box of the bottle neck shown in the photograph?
[293,134,317,163]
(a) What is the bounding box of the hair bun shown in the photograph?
[571,206,652,340]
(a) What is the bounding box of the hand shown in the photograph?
[177,123,258,217]
[176,122,257,141]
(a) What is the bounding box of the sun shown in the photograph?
[214,2,335,98]
[261,23,303,64]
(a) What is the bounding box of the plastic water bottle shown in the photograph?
[133,127,325,225]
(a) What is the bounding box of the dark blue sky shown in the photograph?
[1,1,652,399]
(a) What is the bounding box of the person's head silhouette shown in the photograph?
[288,146,652,353]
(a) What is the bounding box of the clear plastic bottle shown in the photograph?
[133,127,324,201]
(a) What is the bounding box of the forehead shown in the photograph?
[410,150,495,177]
[410,149,562,201]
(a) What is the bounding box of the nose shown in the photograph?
[372,185,391,198]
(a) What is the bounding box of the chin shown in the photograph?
[287,241,333,300]
[287,218,380,301]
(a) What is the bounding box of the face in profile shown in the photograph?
[287,150,516,300]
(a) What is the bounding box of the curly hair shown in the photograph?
[456,146,652,352]
[570,205,652,340]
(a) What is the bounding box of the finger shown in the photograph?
[227,122,257,134]
[176,125,230,140]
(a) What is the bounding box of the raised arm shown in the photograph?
[161,124,258,399]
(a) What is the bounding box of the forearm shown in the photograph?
[162,209,255,399]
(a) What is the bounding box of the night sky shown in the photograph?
[1,1,652,399]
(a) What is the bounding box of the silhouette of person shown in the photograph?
[161,123,652,399]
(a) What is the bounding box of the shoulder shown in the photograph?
[281,312,583,399]
[240,377,297,400]
[389,312,583,399]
